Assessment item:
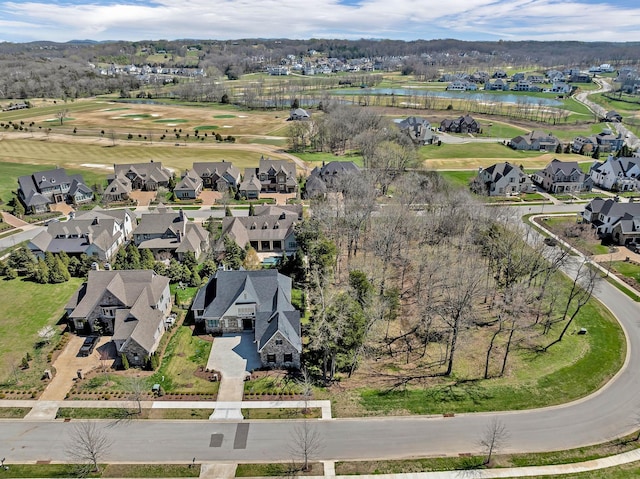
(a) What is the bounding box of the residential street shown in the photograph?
[3,203,640,467]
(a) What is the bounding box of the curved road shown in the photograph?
[2,204,640,464]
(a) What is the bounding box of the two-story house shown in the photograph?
[18,168,93,214]
[110,161,172,191]
[589,156,640,192]
[65,269,172,367]
[582,198,640,244]
[173,169,204,200]
[509,131,561,151]
[192,161,242,191]
[133,205,209,261]
[531,159,592,194]
[440,115,480,134]
[471,162,535,196]
[191,269,302,368]
[397,116,436,145]
[28,207,136,261]
[215,206,299,260]
[244,157,298,194]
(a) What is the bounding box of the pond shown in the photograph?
[333,88,564,107]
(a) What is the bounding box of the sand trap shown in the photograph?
[238,115,248,118]
[222,125,233,128]
[151,114,160,117]
[111,116,126,119]
[166,123,177,126]
[80,163,111,170]
[133,118,141,121]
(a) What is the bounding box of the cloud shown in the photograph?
[2,0,640,42]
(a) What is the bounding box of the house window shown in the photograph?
[101,307,116,318]
[275,339,283,345]
[273,240,282,250]
[207,319,220,329]
[267,354,276,363]
[261,241,270,250]
[284,353,293,363]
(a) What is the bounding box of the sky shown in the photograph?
[1,0,640,43]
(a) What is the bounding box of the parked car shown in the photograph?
[627,242,639,253]
[78,336,98,357]
[544,237,557,247]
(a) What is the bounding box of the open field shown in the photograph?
[0,277,83,383]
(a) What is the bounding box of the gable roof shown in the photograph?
[192,269,301,352]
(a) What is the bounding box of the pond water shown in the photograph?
[333,88,564,107]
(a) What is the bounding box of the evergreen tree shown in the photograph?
[222,235,245,270]
[182,251,197,272]
[225,206,233,217]
[121,353,129,370]
[50,256,70,283]
[33,258,49,284]
[126,243,141,269]
[200,260,217,279]
[140,248,155,269]
[153,261,168,276]
[189,268,201,287]
[113,248,128,270]
[248,203,255,216]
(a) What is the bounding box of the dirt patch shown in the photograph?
[128,190,157,206]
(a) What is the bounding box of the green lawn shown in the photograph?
[0,277,83,383]
[611,261,640,283]
[419,142,545,160]
[0,463,200,478]
[438,170,475,188]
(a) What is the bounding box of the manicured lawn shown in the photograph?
[295,151,364,167]
[56,407,212,420]
[0,464,200,478]
[611,261,640,283]
[0,407,29,418]
[438,170,475,188]
[148,326,217,394]
[0,277,83,383]
[236,462,323,477]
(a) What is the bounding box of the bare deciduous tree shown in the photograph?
[56,109,68,126]
[66,422,112,475]
[478,418,509,466]
[288,420,323,472]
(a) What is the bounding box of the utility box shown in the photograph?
[76,369,84,379]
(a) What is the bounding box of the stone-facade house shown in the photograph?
[28,207,136,261]
[192,161,242,192]
[471,162,534,196]
[531,159,592,193]
[65,270,172,367]
[397,116,436,145]
[111,162,172,191]
[133,205,209,260]
[192,269,302,368]
[102,176,132,203]
[18,168,93,214]
[589,156,640,192]
[509,131,561,151]
[439,115,480,134]
[174,169,203,200]
[254,158,298,194]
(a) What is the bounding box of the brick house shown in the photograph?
[191,269,302,368]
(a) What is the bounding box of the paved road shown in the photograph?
[3,202,640,464]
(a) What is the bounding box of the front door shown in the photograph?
[243,318,253,330]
